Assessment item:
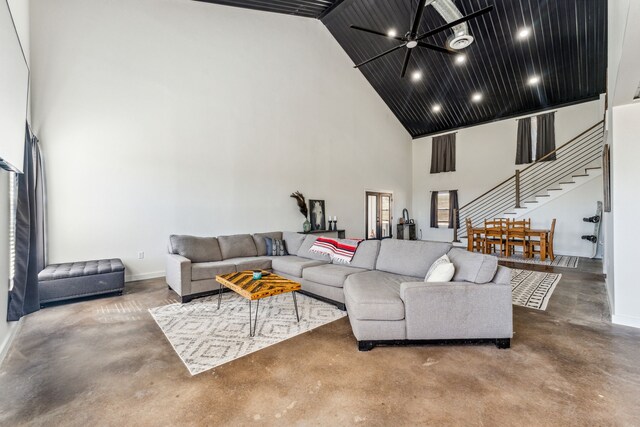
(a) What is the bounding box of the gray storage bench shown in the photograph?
[38,259,125,305]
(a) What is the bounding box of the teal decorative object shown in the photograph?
[303,219,311,233]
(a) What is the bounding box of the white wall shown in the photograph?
[411,99,604,254]
[611,102,640,328]
[1,0,29,364]
[30,0,412,281]
[605,0,640,329]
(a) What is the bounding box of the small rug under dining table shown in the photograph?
[498,254,579,268]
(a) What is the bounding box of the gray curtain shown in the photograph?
[536,112,556,161]
[430,133,456,173]
[515,117,532,164]
[430,191,438,228]
[8,124,46,321]
[448,190,459,229]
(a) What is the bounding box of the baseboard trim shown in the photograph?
[125,271,164,283]
[0,319,23,368]
[612,314,640,329]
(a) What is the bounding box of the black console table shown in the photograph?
[299,229,346,239]
[396,223,416,240]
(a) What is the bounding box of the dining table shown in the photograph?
[467,225,551,260]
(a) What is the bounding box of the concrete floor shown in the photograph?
[1,259,639,426]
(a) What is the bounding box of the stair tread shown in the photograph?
[585,167,602,170]
[559,181,575,184]
[572,174,588,177]
[548,189,563,191]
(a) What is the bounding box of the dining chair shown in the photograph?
[530,218,556,261]
[466,218,484,253]
[505,219,530,258]
[483,218,507,256]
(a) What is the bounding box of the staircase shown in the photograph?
[455,120,605,240]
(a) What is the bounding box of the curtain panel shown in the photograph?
[536,112,556,161]
[448,190,459,229]
[430,133,456,173]
[515,117,533,164]
[430,191,438,228]
[8,124,46,321]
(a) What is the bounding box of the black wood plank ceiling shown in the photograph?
[195,0,607,138]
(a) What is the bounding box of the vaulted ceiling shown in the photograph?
[193,0,342,19]
[196,0,607,138]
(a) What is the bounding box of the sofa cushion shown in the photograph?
[191,261,236,281]
[169,235,222,263]
[253,232,283,256]
[344,240,380,270]
[218,234,258,260]
[447,248,498,284]
[297,235,332,261]
[302,264,368,288]
[227,257,272,271]
[344,271,416,321]
[271,256,328,278]
[375,239,452,278]
[283,231,306,255]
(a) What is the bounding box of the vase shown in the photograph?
[303,219,311,233]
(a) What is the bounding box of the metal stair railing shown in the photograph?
[453,120,605,240]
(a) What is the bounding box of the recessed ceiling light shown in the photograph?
[432,104,442,113]
[455,54,466,64]
[471,92,483,102]
[387,29,397,38]
[517,27,531,39]
[528,75,541,85]
[411,70,423,81]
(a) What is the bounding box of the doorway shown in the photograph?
[366,191,392,239]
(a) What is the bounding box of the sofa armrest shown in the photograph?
[400,281,513,340]
[166,254,192,296]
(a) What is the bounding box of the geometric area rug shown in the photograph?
[149,292,346,375]
[511,269,562,311]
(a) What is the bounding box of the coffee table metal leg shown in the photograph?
[253,299,260,336]
[217,284,223,309]
[292,291,300,322]
[248,300,253,337]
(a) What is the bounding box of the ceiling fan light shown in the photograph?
[407,40,418,49]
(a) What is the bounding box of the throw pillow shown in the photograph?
[424,254,455,282]
[425,262,455,282]
[265,237,288,256]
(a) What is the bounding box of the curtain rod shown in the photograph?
[515,110,557,121]
[431,189,459,193]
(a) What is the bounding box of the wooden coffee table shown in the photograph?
[215,271,301,337]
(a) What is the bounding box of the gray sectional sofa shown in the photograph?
[166,231,513,350]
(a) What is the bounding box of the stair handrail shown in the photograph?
[457,119,604,212]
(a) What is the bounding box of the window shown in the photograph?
[9,172,16,290]
[436,191,450,227]
[430,190,459,229]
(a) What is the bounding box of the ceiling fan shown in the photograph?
[350,0,494,78]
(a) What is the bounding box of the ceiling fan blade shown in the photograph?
[350,25,404,41]
[416,41,457,56]
[410,0,428,36]
[400,49,413,78]
[353,44,406,68]
[416,5,494,41]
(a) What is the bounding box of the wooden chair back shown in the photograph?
[549,218,556,240]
